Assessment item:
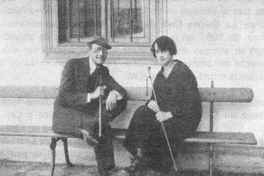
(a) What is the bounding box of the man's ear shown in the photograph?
[88,46,92,51]
[87,47,92,56]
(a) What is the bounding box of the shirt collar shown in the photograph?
[89,57,97,74]
[159,60,178,76]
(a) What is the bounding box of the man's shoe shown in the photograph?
[78,129,98,147]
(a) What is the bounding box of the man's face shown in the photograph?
[89,43,108,65]
[154,43,172,66]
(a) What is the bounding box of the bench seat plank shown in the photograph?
[184,131,257,145]
[1,126,255,145]
[0,131,257,145]
[112,129,257,145]
[0,132,80,138]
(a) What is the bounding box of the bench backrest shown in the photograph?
[0,84,254,102]
[0,81,253,132]
[199,81,253,132]
[125,87,254,102]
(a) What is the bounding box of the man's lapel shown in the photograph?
[83,57,91,76]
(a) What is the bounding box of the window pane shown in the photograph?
[58,0,68,43]
[111,0,143,40]
[58,0,101,44]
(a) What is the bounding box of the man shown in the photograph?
[52,36,127,176]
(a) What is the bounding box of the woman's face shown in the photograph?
[154,43,173,66]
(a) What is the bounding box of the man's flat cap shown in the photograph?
[87,36,111,49]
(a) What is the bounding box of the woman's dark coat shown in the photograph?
[123,59,202,171]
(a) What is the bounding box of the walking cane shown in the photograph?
[147,66,178,172]
[98,73,102,137]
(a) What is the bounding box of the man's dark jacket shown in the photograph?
[52,57,127,134]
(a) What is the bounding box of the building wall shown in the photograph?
[167,0,264,146]
[0,0,264,172]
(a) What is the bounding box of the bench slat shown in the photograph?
[0,130,257,145]
[127,87,254,102]
[199,88,253,102]
[0,86,254,102]
[184,131,257,144]
[0,86,58,99]
[112,130,257,145]
[0,132,79,138]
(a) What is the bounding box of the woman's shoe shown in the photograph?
[125,155,154,174]
[124,155,141,173]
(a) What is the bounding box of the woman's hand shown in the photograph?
[147,100,159,113]
[156,111,173,123]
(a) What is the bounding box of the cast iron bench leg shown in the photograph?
[209,143,213,176]
[62,137,73,167]
[50,137,59,176]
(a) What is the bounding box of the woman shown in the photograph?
[123,36,202,174]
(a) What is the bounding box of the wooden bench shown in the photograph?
[0,81,257,176]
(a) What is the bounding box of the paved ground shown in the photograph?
[0,160,263,176]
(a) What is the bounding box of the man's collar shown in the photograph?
[89,57,97,74]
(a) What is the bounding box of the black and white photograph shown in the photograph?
[0,0,264,175]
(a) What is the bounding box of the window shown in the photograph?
[44,0,168,63]
[58,0,102,43]
[109,0,148,45]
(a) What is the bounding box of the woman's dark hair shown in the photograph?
[150,36,177,58]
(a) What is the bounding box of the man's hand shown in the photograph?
[90,86,107,99]
[147,100,159,113]
[156,111,172,123]
[105,90,117,110]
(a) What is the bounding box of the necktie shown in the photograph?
[95,66,102,87]
[88,66,101,91]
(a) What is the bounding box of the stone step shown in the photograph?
[0,142,131,167]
